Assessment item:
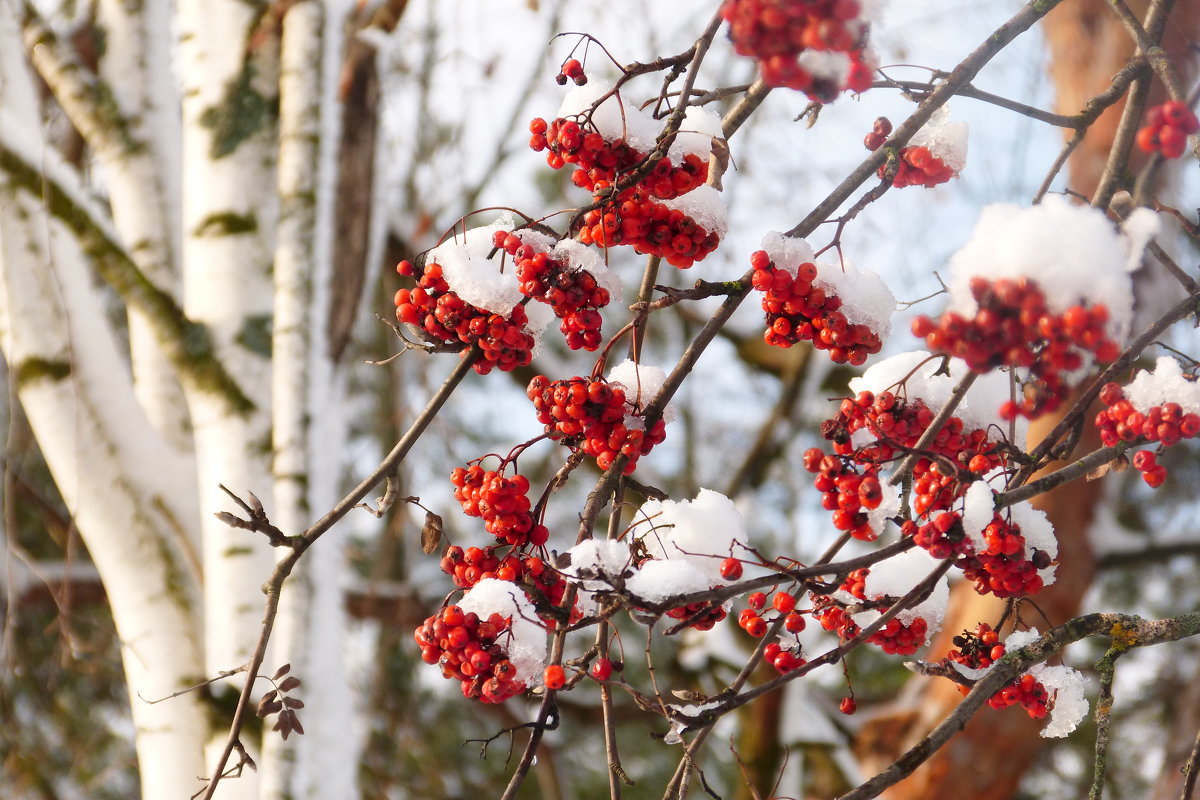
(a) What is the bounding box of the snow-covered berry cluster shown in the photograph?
[813,568,930,655]
[577,187,725,268]
[956,514,1052,598]
[864,115,961,188]
[1095,358,1200,487]
[491,229,615,350]
[912,276,1119,419]
[749,232,894,365]
[720,0,875,100]
[395,259,537,374]
[1136,100,1199,159]
[413,604,528,704]
[944,625,1049,719]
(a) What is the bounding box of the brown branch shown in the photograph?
[839,612,1200,800]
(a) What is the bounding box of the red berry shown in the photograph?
[839,696,857,715]
[589,658,613,681]
[543,665,566,690]
[720,557,744,581]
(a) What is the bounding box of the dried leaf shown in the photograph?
[278,676,302,692]
[288,710,304,736]
[283,697,305,709]
[257,700,283,718]
[272,663,291,680]
[421,511,443,554]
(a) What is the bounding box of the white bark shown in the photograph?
[176,2,278,794]
[262,5,360,797]
[21,1,192,451]
[0,13,206,794]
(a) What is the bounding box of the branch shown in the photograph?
[839,612,1200,800]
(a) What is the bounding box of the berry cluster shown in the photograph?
[666,600,728,631]
[414,605,526,703]
[944,625,1049,719]
[803,447,881,541]
[527,375,667,473]
[1136,101,1199,159]
[737,591,808,674]
[577,191,722,269]
[1096,381,1200,487]
[912,276,1119,419]
[815,389,1001,522]
[529,118,709,201]
[720,0,874,100]
[956,514,1051,598]
[492,230,611,350]
[945,622,1004,669]
[556,58,586,86]
[750,250,883,365]
[906,514,974,560]
[813,569,929,656]
[863,116,957,188]
[450,465,549,547]
[394,259,535,374]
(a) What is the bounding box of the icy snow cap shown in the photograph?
[558,80,659,153]
[860,547,949,632]
[946,196,1139,342]
[636,489,745,585]
[608,359,677,424]
[1124,357,1200,416]
[458,578,547,686]
[430,216,523,316]
[625,559,713,604]
[848,350,1024,438]
[565,539,633,586]
[667,105,724,163]
[759,231,896,340]
[1030,663,1089,738]
[662,184,728,238]
[909,106,968,172]
[551,237,623,298]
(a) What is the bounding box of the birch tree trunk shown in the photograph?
[0,9,207,798]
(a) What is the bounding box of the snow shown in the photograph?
[607,359,677,423]
[1124,357,1200,416]
[1006,500,1057,560]
[667,106,725,162]
[565,539,633,584]
[865,482,901,539]
[760,231,817,273]
[1030,663,1089,738]
[758,231,897,341]
[848,350,1025,439]
[661,184,729,238]
[860,547,949,632]
[558,80,659,153]
[946,196,1139,343]
[431,216,524,316]
[797,50,852,85]
[1004,628,1041,650]
[551,237,623,298]
[1121,207,1162,272]
[909,106,968,172]
[625,558,712,603]
[813,259,896,340]
[961,480,994,553]
[636,489,746,585]
[458,578,547,686]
